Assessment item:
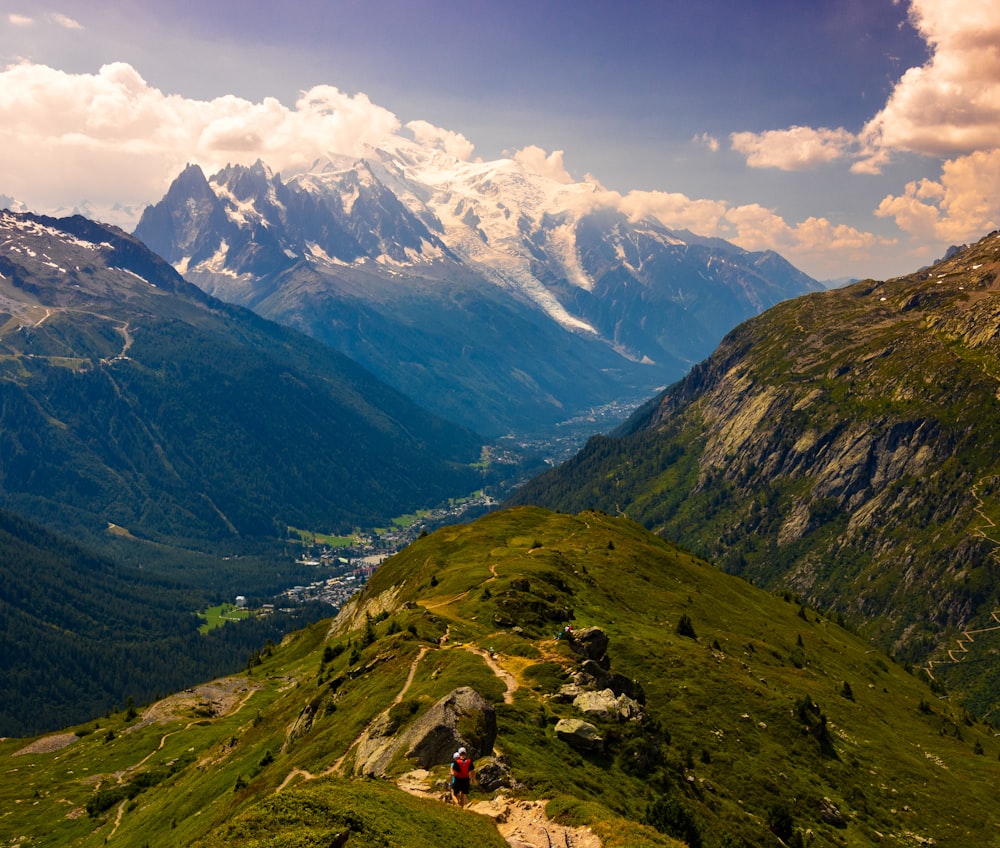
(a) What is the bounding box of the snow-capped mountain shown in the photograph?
[134,140,822,437]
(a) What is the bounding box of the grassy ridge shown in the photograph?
[2,508,999,846]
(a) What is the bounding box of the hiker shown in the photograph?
[450,746,476,808]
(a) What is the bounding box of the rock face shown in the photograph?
[509,231,1000,672]
[555,718,604,752]
[403,687,497,770]
[354,686,497,777]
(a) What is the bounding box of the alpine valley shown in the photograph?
[133,141,821,439]
[0,210,489,734]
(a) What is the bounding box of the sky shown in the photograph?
[0,0,997,281]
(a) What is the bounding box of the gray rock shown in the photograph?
[817,796,847,828]
[555,717,604,752]
[573,688,619,719]
[353,686,497,777]
[477,754,514,792]
[556,683,586,702]
[568,627,610,668]
[404,686,497,769]
[573,688,643,722]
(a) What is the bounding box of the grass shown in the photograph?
[5,507,1000,847]
[287,526,356,547]
[197,602,251,633]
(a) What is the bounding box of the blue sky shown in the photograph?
[1,0,997,280]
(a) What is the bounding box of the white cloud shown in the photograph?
[0,60,898,280]
[730,126,857,170]
[594,187,892,279]
[49,13,83,30]
[0,62,401,209]
[733,0,1000,177]
[692,132,720,153]
[406,119,475,161]
[859,0,1000,163]
[512,145,573,183]
[875,148,1000,241]
[8,13,32,26]
[617,189,729,235]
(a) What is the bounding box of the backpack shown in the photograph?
[452,755,473,779]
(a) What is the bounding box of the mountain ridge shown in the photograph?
[3,506,999,847]
[134,147,821,436]
[508,230,1000,711]
[0,209,486,547]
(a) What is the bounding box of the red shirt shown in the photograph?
[452,755,473,779]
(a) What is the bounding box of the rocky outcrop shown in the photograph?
[353,686,497,777]
[404,686,497,768]
[566,627,610,667]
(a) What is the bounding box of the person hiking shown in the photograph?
[450,746,476,808]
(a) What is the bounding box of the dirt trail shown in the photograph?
[278,637,585,846]
[326,645,431,777]
[397,770,601,848]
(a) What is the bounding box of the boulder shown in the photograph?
[817,796,847,828]
[403,687,497,769]
[353,686,497,777]
[556,683,586,702]
[573,688,619,719]
[568,627,610,668]
[555,718,604,752]
[476,754,516,792]
[573,688,643,722]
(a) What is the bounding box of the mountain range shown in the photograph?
[0,210,485,549]
[510,231,1000,715]
[133,144,822,437]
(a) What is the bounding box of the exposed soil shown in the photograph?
[397,769,602,848]
[12,732,78,756]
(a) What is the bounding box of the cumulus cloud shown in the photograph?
[733,0,1000,176]
[731,126,857,170]
[406,119,475,160]
[859,0,1000,164]
[512,145,573,183]
[8,13,32,26]
[875,148,1000,241]
[0,62,401,209]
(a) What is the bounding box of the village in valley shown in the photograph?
[271,491,498,610]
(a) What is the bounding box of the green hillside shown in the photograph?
[0,508,329,736]
[510,231,1000,715]
[4,508,998,847]
[0,211,486,551]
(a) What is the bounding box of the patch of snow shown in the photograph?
[306,242,348,266]
[113,267,156,287]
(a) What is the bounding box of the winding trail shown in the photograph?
[325,645,432,778]
[272,622,578,846]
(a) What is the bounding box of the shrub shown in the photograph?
[646,795,702,848]
[676,614,697,639]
